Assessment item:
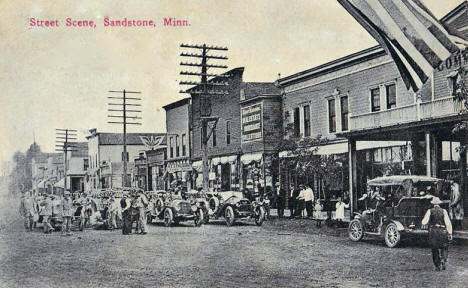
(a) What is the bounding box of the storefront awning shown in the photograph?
[280,141,409,157]
[212,155,237,165]
[53,178,70,189]
[241,153,262,165]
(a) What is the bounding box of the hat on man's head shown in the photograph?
[431,197,442,205]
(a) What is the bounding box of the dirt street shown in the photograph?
[1,195,467,288]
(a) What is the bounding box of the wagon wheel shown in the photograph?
[384,223,401,248]
[348,219,364,242]
[225,206,235,227]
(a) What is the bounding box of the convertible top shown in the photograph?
[367,175,442,186]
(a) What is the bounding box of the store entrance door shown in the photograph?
[221,163,231,191]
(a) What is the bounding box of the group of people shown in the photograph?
[274,183,350,226]
[18,188,150,236]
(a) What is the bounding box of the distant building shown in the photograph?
[85,129,165,190]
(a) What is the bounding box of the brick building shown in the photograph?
[189,67,282,192]
[163,98,192,190]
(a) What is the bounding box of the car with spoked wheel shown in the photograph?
[207,191,265,227]
[348,175,447,248]
[149,191,205,227]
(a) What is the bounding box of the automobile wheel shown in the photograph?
[194,209,204,227]
[164,208,174,227]
[155,198,164,215]
[209,197,219,214]
[254,206,265,226]
[79,218,85,231]
[225,206,235,227]
[348,219,364,242]
[384,223,401,248]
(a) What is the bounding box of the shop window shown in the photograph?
[226,121,231,145]
[386,83,396,109]
[303,105,311,137]
[371,87,380,112]
[341,96,349,131]
[182,134,186,156]
[293,107,300,137]
[170,137,174,158]
[176,135,180,157]
[328,99,336,133]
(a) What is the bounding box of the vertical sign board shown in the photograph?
[241,103,263,143]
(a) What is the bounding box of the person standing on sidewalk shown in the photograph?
[275,183,286,218]
[422,197,453,271]
[304,185,315,218]
[61,191,73,236]
[288,184,297,219]
[449,179,463,230]
[296,185,306,218]
[335,197,349,224]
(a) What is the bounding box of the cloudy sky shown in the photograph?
[0,0,463,170]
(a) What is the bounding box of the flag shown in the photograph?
[338,0,466,92]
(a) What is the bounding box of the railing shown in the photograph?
[419,97,464,120]
[349,104,418,131]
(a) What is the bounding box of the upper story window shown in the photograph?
[226,121,231,145]
[293,107,300,137]
[328,99,336,133]
[169,137,174,158]
[176,135,180,157]
[370,87,381,112]
[181,134,186,156]
[303,105,311,137]
[386,83,396,109]
[341,96,349,131]
[240,89,245,101]
[448,74,458,96]
[212,126,217,147]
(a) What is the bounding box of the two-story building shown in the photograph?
[189,67,282,192]
[86,129,165,190]
[163,98,192,191]
[278,1,468,217]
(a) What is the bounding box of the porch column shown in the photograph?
[425,131,439,177]
[460,139,468,218]
[348,139,357,218]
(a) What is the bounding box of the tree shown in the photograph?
[8,142,42,194]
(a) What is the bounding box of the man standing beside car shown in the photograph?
[61,191,74,236]
[40,194,54,234]
[133,190,149,235]
[422,197,453,271]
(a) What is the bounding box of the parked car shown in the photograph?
[150,191,205,227]
[207,191,265,226]
[348,175,448,248]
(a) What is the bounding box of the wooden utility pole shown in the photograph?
[179,43,228,191]
[108,90,142,187]
[55,129,77,194]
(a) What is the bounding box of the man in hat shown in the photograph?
[275,183,286,218]
[422,197,453,271]
[39,194,54,233]
[19,191,37,232]
[132,189,149,234]
[61,191,74,236]
[449,179,463,230]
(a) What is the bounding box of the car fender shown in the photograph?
[390,220,405,231]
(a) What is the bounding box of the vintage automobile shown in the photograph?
[150,191,205,227]
[207,191,265,226]
[348,175,448,248]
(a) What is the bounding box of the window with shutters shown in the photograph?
[182,134,186,156]
[303,105,311,137]
[226,121,231,145]
[328,99,336,133]
[341,96,349,131]
[293,107,300,137]
[370,88,380,112]
[386,83,396,109]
